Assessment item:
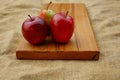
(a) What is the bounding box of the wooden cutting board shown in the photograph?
[16,3,99,60]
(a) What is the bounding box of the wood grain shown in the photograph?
[16,3,99,60]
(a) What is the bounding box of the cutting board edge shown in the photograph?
[16,50,99,60]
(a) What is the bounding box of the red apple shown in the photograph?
[50,11,74,43]
[22,15,48,45]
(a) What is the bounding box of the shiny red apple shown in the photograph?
[50,11,74,43]
[22,15,48,45]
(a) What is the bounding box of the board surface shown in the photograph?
[16,3,99,60]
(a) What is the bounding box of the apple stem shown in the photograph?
[28,14,33,21]
[65,11,69,18]
[46,1,52,10]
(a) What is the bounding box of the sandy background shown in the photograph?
[0,0,120,80]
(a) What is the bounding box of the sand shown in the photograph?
[0,0,120,80]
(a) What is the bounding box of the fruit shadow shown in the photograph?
[32,36,54,46]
